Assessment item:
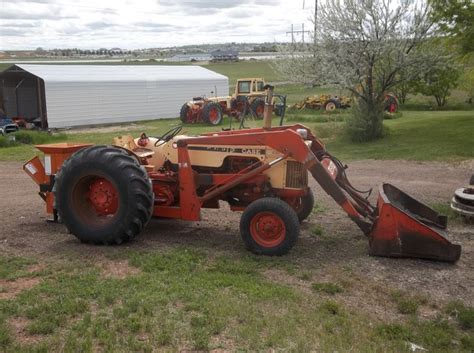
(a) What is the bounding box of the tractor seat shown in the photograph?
[113,135,154,159]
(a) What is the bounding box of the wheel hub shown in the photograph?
[250,211,286,247]
[87,177,118,215]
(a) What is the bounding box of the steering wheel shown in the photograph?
[154,125,183,147]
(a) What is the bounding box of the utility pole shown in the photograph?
[286,24,310,45]
[314,0,318,43]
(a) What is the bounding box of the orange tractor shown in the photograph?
[24,86,460,261]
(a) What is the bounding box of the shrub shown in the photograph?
[0,130,67,148]
[346,98,386,142]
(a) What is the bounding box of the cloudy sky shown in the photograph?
[0,0,314,50]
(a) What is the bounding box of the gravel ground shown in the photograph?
[0,159,472,306]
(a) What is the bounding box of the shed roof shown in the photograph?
[11,64,227,82]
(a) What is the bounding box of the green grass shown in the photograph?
[391,290,428,315]
[431,202,469,225]
[206,61,283,86]
[446,301,474,330]
[0,257,37,280]
[326,110,474,161]
[312,282,344,295]
[1,110,472,162]
[2,252,472,352]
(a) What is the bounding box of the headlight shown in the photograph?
[296,128,308,139]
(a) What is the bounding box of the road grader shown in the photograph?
[180,78,273,125]
[24,86,460,261]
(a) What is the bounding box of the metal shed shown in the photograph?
[0,64,229,129]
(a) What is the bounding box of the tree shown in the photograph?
[277,0,435,141]
[412,64,460,107]
[430,0,474,54]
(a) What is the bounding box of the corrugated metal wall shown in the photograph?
[44,78,228,128]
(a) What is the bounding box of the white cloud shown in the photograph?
[0,0,313,49]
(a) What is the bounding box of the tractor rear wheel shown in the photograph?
[240,198,299,256]
[324,99,339,112]
[55,145,154,245]
[202,102,223,125]
[384,94,398,113]
[250,98,265,119]
[180,103,193,123]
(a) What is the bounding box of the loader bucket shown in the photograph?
[369,183,461,262]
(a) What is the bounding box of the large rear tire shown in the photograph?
[202,102,223,125]
[180,103,193,123]
[55,145,154,245]
[240,198,299,256]
[384,94,398,113]
[250,98,265,119]
[324,99,340,112]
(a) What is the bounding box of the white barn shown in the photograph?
[0,64,229,128]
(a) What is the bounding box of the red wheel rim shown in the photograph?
[87,177,118,215]
[255,104,264,118]
[72,176,119,225]
[208,107,220,123]
[250,211,286,247]
[237,101,245,112]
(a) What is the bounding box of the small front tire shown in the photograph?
[240,198,300,256]
[202,102,223,125]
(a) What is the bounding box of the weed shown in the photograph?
[431,202,465,224]
[391,290,427,315]
[312,282,344,295]
[446,301,474,330]
[298,272,312,281]
[0,320,12,346]
[375,323,413,341]
[311,225,324,237]
[320,300,342,315]
[311,204,326,214]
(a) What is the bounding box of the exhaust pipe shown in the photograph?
[263,84,274,130]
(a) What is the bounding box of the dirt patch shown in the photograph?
[0,277,40,300]
[7,317,43,345]
[101,260,141,279]
[0,159,472,311]
[264,269,314,295]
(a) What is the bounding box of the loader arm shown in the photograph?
[179,125,374,234]
[181,125,461,262]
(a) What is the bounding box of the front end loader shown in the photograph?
[23,88,461,262]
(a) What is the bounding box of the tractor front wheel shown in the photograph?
[240,198,299,256]
[180,103,194,123]
[202,102,223,125]
[55,145,154,245]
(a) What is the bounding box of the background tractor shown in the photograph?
[291,93,399,113]
[180,78,270,125]
[24,87,460,261]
